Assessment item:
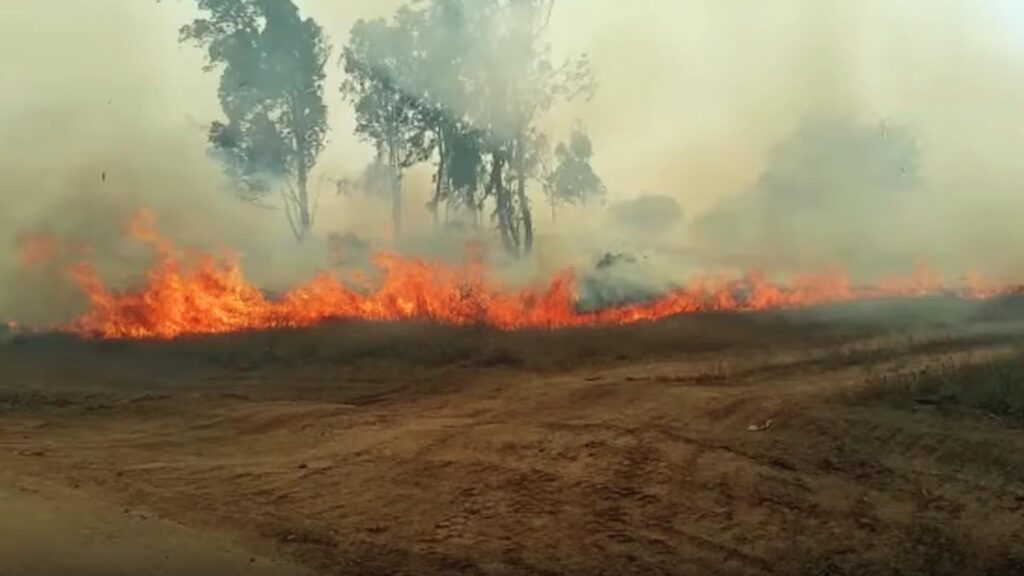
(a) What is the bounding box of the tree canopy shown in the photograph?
[180,0,330,241]
[172,0,603,253]
[545,126,606,215]
[340,8,435,239]
[339,0,599,255]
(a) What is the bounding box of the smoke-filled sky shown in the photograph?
[4,0,1024,321]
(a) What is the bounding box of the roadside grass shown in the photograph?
[859,352,1024,424]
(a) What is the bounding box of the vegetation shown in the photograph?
[173,0,601,253]
[545,126,606,219]
[861,353,1024,424]
[339,8,433,239]
[180,0,331,241]
[339,0,597,253]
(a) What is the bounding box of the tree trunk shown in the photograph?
[290,103,313,243]
[516,166,533,255]
[389,142,402,243]
[491,153,517,255]
[392,171,402,242]
[432,130,445,230]
[297,167,311,242]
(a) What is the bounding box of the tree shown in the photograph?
[339,0,596,256]
[450,0,595,256]
[545,125,605,219]
[336,154,393,199]
[401,0,478,228]
[432,122,488,228]
[179,0,330,241]
[340,9,435,240]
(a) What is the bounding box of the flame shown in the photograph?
[13,210,1024,340]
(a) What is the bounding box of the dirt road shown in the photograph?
[2,304,1024,575]
[0,471,309,576]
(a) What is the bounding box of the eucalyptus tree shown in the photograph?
[180,0,331,241]
[340,8,436,239]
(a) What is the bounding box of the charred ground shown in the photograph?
[2,298,1024,575]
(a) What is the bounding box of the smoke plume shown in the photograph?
[5,0,1024,324]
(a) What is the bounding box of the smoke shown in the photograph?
[547,0,1024,290]
[5,0,1024,324]
[608,195,683,238]
[692,118,921,278]
[0,1,346,324]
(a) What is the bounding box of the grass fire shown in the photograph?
[11,209,1023,340]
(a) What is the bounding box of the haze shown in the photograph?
[4,0,1024,323]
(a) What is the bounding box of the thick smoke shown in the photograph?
[552,0,1024,290]
[5,1,1024,324]
[0,1,345,324]
[692,119,920,278]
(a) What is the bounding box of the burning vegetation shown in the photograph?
[3,1,1024,342]
[7,209,1020,341]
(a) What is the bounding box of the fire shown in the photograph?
[12,210,1024,340]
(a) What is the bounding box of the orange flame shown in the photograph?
[13,210,1022,340]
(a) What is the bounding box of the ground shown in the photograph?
[1,299,1024,575]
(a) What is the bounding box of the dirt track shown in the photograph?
[2,301,1024,575]
[0,471,310,576]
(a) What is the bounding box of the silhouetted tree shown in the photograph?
[180,0,330,241]
[545,126,605,219]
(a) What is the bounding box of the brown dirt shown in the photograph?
[2,300,1024,575]
[0,470,311,576]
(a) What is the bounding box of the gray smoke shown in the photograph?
[6,1,1024,326]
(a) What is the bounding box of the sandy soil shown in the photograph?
[0,470,310,576]
[2,300,1024,575]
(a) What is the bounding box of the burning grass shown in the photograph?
[12,209,1024,340]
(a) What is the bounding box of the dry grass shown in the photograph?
[4,301,1024,575]
[860,352,1024,424]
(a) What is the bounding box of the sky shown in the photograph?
[3,0,1024,282]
